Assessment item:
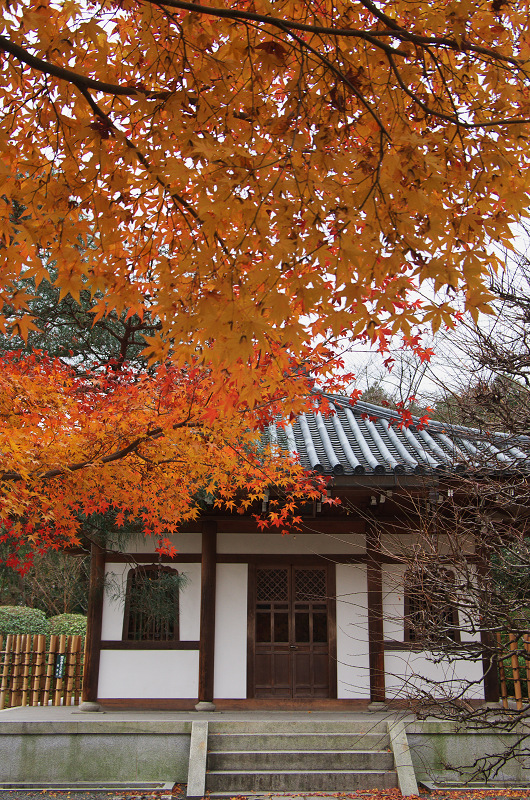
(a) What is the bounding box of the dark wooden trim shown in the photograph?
[246,563,257,699]
[366,525,385,703]
[105,553,201,563]
[82,543,106,703]
[182,518,367,534]
[481,634,500,702]
[198,521,217,703]
[99,698,198,710]
[100,640,200,650]
[327,562,338,699]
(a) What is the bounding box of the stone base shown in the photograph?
[194,700,216,712]
[78,701,102,713]
[367,701,388,712]
[0,712,190,783]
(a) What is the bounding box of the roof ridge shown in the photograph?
[314,390,530,445]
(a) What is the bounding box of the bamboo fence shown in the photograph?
[0,633,84,709]
[496,631,530,710]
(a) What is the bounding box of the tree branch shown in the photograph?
[0,418,195,484]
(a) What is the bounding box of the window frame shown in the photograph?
[403,568,461,645]
[122,564,180,643]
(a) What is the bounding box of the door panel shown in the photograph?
[251,565,333,698]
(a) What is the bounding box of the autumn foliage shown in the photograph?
[0,351,330,569]
[1,0,530,558]
[2,0,530,373]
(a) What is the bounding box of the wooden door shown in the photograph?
[250,565,334,698]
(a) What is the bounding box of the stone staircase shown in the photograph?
[204,718,398,795]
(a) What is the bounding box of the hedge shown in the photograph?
[0,606,49,636]
[48,613,87,637]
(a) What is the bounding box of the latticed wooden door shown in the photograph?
[251,565,332,698]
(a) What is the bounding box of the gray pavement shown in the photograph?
[0,706,398,722]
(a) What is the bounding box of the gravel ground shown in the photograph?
[0,791,187,800]
[0,789,530,800]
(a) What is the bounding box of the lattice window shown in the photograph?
[123,565,180,641]
[256,568,289,602]
[295,569,327,601]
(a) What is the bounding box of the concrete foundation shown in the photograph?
[0,706,529,789]
[0,708,191,784]
[407,718,530,786]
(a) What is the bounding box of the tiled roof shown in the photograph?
[267,393,530,476]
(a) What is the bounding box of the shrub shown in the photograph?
[48,613,87,637]
[0,606,49,636]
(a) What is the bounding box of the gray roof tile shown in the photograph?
[269,393,530,476]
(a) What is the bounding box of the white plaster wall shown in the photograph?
[385,650,485,700]
[218,531,365,554]
[454,564,482,644]
[381,532,421,559]
[101,564,128,641]
[336,564,370,699]
[214,563,248,698]
[98,650,199,698]
[100,563,201,641]
[123,532,201,553]
[382,562,406,642]
[381,532,475,559]
[178,563,201,640]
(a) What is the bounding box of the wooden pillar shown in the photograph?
[197,520,217,707]
[366,525,385,703]
[81,543,105,705]
[481,631,501,703]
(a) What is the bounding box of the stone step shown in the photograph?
[208,719,389,735]
[208,749,394,771]
[206,769,398,793]
[208,732,390,751]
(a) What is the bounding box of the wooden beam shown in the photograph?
[181,517,366,534]
[197,521,217,703]
[100,640,200,650]
[82,543,105,703]
[366,525,385,703]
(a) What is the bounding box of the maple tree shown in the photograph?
[2,0,529,381]
[0,347,328,569]
[0,280,330,567]
[2,0,530,558]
